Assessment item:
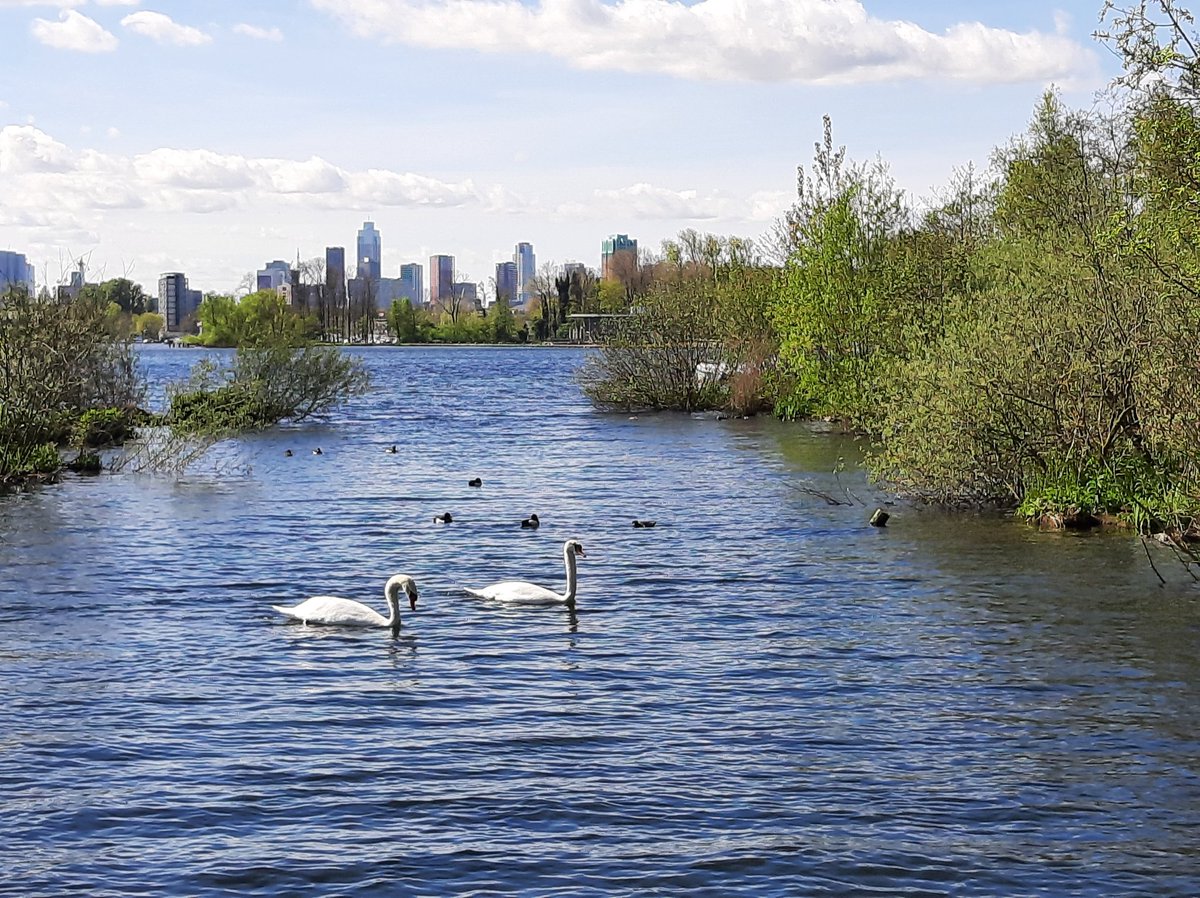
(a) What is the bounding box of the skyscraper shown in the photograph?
[325,246,347,308]
[0,251,34,294]
[256,260,291,292]
[357,221,381,280]
[514,242,535,306]
[495,261,518,306]
[159,272,200,332]
[602,234,638,280]
[399,263,423,305]
[429,254,454,310]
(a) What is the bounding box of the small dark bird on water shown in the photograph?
[633,520,657,528]
[434,512,453,524]
[385,445,398,454]
[468,477,482,487]
[520,513,540,529]
[284,449,293,457]
[312,448,323,456]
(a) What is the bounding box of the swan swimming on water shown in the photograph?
[464,539,585,608]
[272,574,418,629]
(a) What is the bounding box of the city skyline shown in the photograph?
[1,1,1117,294]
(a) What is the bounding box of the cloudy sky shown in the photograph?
[1,0,1115,295]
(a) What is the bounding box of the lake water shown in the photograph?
[2,345,1198,897]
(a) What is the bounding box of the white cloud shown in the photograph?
[31,10,118,52]
[134,147,256,189]
[0,125,500,217]
[96,0,141,5]
[233,22,284,42]
[310,0,1098,85]
[556,182,731,221]
[0,124,76,173]
[121,10,211,46]
[262,156,346,193]
[106,126,121,139]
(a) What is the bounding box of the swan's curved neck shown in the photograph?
[383,585,401,628]
[562,546,578,604]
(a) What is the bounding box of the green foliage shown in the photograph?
[132,311,165,340]
[865,90,1200,533]
[487,296,516,343]
[67,452,103,474]
[166,345,371,436]
[0,286,143,485]
[386,299,425,343]
[771,116,911,425]
[193,290,319,348]
[73,407,138,448]
[77,278,150,315]
[578,232,776,413]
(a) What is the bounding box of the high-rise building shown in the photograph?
[399,263,423,305]
[602,234,638,280]
[563,261,587,279]
[429,254,454,309]
[495,261,518,306]
[256,260,291,292]
[0,251,34,294]
[159,272,201,332]
[357,221,381,280]
[325,246,347,308]
[514,241,535,306]
[452,281,478,308]
[56,259,89,302]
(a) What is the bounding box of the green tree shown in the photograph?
[194,290,317,347]
[487,296,515,343]
[386,299,422,343]
[771,115,909,423]
[132,312,165,340]
[78,278,150,315]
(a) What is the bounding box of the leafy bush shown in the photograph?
[0,286,143,485]
[166,344,370,435]
[578,233,775,413]
[73,407,140,448]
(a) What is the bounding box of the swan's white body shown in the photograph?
[273,574,418,628]
[465,540,585,607]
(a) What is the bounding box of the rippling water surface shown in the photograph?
[2,345,1198,897]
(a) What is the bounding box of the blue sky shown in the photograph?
[0,0,1118,296]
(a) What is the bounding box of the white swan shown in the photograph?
[464,539,585,608]
[273,574,418,629]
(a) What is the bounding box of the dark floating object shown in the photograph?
[468,477,482,487]
[869,508,890,527]
[385,445,398,454]
[312,448,323,456]
[434,512,454,524]
[284,449,293,457]
[521,514,540,529]
[633,520,657,528]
